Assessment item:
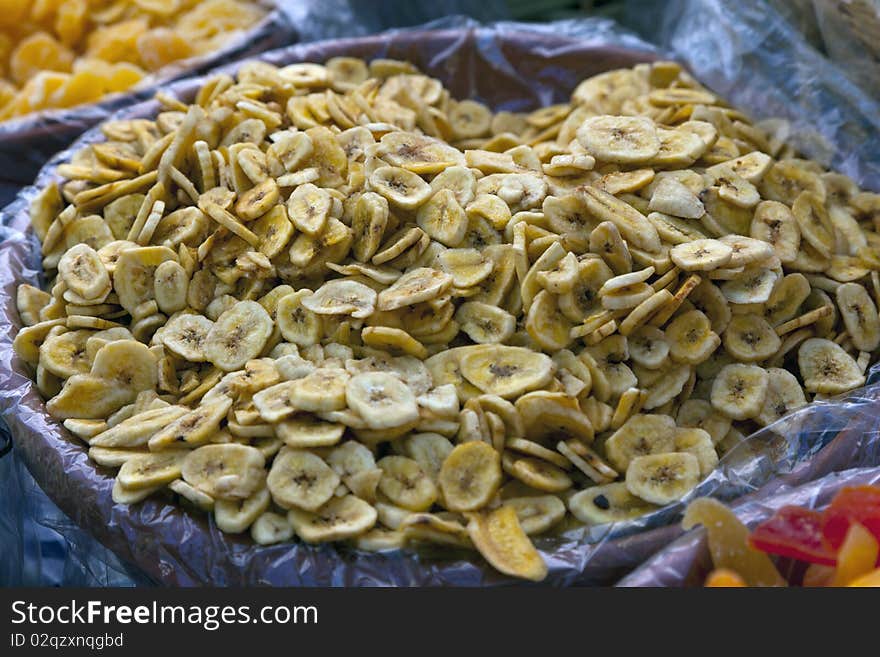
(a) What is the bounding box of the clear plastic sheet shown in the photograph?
[277,0,512,39]
[1,13,880,586]
[0,445,152,587]
[621,0,880,189]
[810,1,880,100]
[0,1,295,199]
[618,465,880,587]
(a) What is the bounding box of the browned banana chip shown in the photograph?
[467,506,547,581]
[502,453,573,493]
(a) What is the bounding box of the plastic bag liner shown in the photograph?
[0,0,295,192]
[618,465,880,587]
[1,19,880,586]
[619,0,880,190]
[0,445,153,587]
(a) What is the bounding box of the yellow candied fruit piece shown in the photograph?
[176,0,264,40]
[0,0,265,121]
[136,27,194,72]
[19,70,69,111]
[705,568,746,587]
[0,90,32,120]
[132,0,182,18]
[54,0,88,48]
[88,1,130,25]
[85,18,149,65]
[0,0,31,29]
[832,523,880,587]
[0,79,17,109]
[10,31,75,86]
[70,58,144,94]
[104,62,146,93]
[848,568,880,587]
[49,69,106,108]
[0,32,13,78]
[30,0,64,24]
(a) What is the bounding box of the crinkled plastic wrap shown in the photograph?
[621,0,880,189]
[2,17,880,586]
[0,446,153,587]
[618,465,880,587]
[0,0,295,198]
[812,1,880,100]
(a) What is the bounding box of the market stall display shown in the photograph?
[8,44,880,582]
[0,0,292,192]
[1,11,879,584]
[0,0,268,121]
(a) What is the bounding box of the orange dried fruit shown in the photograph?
[104,62,145,93]
[831,523,880,586]
[177,0,264,40]
[30,0,65,24]
[54,0,88,48]
[10,31,74,86]
[0,79,16,109]
[19,71,69,111]
[85,18,149,64]
[0,0,31,29]
[0,0,265,120]
[136,28,194,72]
[683,497,786,587]
[49,70,105,108]
[133,0,182,18]
[848,568,880,587]
[704,568,746,587]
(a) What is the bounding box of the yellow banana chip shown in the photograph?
[467,506,548,582]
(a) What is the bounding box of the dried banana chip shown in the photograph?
[377,455,437,511]
[377,267,452,311]
[182,444,266,501]
[670,239,732,272]
[672,428,718,477]
[502,453,572,493]
[267,448,340,512]
[665,310,720,364]
[467,505,547,582]
[836,282,880,352]
[625,452,700,505]
[569,482,656,524]
[118,451,186,491]
[303,279,377,319]
[455,301,516,344]
[579,186,661,254]
[438,441,503,512]
[504,495,566,535]
[798,338,865,393]
[370,166,432,209]
[755,368,807,427]
[289,495,377,543]
[710,363,769,421]
[203,301,273,371]
[605,413,676,472]
[277,417,345,448]
[459,345,554,399]
[723,314,781,362]
[576,115,659,164]
[346,371,420,430]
